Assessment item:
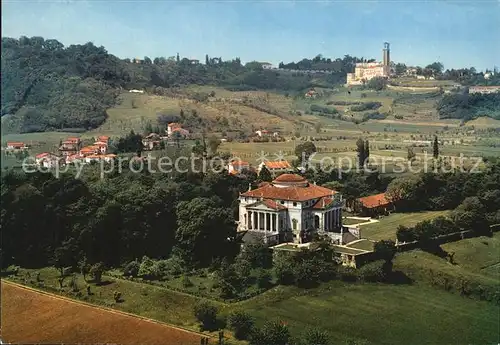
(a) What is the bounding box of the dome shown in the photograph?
[273,174,306,183]
[272,174,309,188]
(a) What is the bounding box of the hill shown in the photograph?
[1,36,363,134]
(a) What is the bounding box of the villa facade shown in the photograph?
[238,174,343,245]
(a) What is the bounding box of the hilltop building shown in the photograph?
[347,42,392,86]
[237,174,343,245]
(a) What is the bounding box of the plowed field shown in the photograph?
[1,281,203,345]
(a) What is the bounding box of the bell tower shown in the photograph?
[383,42,390,66]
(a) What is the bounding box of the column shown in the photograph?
[256,212,260,230]
[266,213,270,231]
[275,213,279,232]
[247,211,251,229]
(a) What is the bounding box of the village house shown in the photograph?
[35,152,63,169]
[79,145,101,157]
[257,160,293,176]
[468,86,500,94]
[142,133,162,150]
[238,174,343,246]
[227,160,252,175]
[255,129,279,138]
[350,193,394,217]
[166,123,190,138]
[6,142,27,151]
[304,90,317,98]
[84,154,117,164]
[59,137,81,157]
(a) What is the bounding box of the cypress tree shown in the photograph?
[433,136,439,159]
[356,138,366,168]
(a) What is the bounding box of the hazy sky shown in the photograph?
[2,0,499,70]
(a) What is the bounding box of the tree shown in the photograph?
[250,320,291,345]
[228,311,254,340]
[193,301,218,331]
[302,327,330,345]
[143,56,152,64]
[89,262,105,284]
[207,136,221,154]
[314,122,322,134]
[395,63,407,76]
[258,165,272,182]
[451,196,488,233]
[78,256,89,281]
[374,240,397,275]
[50,239,78,276]
[175,198,236,264]
[367,77,387,91]
[407,146,416,164]
[295,141,317,168]
[364,140,370,165]
[433,136,439,159]
[356,138,366,168]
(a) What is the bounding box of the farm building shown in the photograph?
[257,160,293,175]
[35,153,63,169]
[227,160,252,175]
[5,142,27,150]
[350,193,394,217]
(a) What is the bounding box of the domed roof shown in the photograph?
[273,174,307,183]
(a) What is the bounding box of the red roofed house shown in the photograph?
[6,142,27,150]
[59,137,81,157]
[353,193,394,217]
[238,174,343,245]
[35,152,63,168]
[257,160,293,176]
[227,160,251,175]
[79,145,100,157]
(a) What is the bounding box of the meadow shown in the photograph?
[359,210,451,241]
[5,264,498,345]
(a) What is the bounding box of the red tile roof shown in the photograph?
[98,136,110,141]
[264,161,291,169]
[231,161,249,167]
[168,123,182,128]
[358,193,391,209]
[66,137,80,143]
[242,180,337,201]
[274,174,306,183]
[312,196,335,209]
[7,142,25,147]
[35,152,51,159]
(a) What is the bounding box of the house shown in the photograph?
[352,193,394,217]
[238,174,343,246]
[35,153,62,169]
[93,141,108,154]
[227,160,251,175]
[129,89,144,93]
[257,160,292,176]
[83,154,117,164]
[66,154,82,164]
[167,123,182,136]
[305,90,317,98]
[79,145,100,157]
[255,129,269,137]
[97,136,110,144]
[170,127,190,138]
[142,133,161,150]
[6,142,27,150]
[59,138,81,156]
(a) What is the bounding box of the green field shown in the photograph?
[359,211,451,241]
[441,232,500,279]
[6,266,499,345]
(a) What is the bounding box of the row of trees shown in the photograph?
[437,92,500,121]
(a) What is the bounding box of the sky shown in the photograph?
[2,0,499,71]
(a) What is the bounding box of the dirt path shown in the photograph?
[1,280,206,345]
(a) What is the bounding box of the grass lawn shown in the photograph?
[360,210,451,241]
[342,217,365,225]
[441,232,500,279]
[346,239,375,251]
[239,280,499,345]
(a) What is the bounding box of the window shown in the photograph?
[293,202,297,207]
[280,200,285,204]
[292,218,297,230]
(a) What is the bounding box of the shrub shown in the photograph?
[302,327,330,345]
[123,260,140,277]
[113,291,122,302]
[193,301,218,331]
[255,268,272,289]
[357,260,387,282]
[350,102,382,112]
[227,311,254,340]
[89,262,105,284]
